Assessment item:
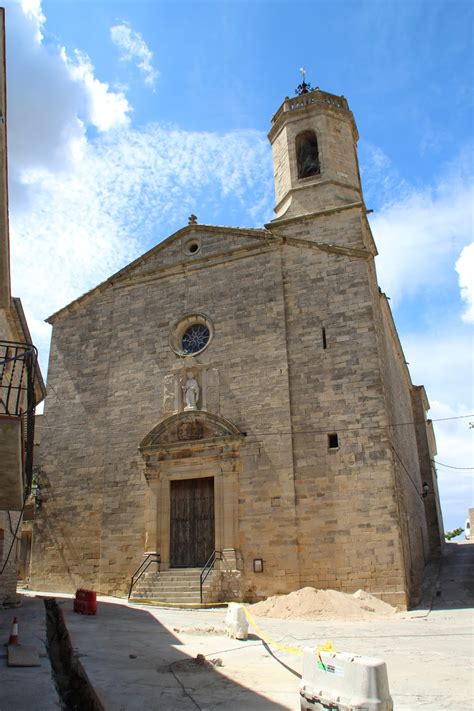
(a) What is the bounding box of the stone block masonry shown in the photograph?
[30,87,441,609]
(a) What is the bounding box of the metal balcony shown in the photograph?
[0,341,39,510]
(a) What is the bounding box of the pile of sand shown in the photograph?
[249,587,397,620]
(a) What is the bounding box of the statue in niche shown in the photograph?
[296,130,320,179]
[182,371,199,410]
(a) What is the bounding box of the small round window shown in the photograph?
[183,238,201,256]
[170,314,213,356]
[182,324,210,354]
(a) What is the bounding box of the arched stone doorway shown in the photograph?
[139,411,244,571]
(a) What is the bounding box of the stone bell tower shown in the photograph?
[268,80,363,220]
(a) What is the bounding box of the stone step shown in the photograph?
[130,568,220,604]
[132,591,203,599]
[131,591,217,600]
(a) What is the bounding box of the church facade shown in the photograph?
[30,87,443,609]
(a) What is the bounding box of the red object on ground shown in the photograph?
[8,616,18,645]
[73,589,97,615]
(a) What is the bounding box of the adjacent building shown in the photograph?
[0,8,45,605]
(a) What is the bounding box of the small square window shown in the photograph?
[328,433,339,449]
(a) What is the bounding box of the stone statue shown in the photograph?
[182,371,199,410]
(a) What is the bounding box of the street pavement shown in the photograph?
[1,541,473,710]
[0,594,60,710]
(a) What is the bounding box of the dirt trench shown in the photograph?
[44,598,104,711]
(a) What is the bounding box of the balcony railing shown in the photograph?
[0,341,39,501]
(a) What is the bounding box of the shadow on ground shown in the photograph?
[59,595,291,710]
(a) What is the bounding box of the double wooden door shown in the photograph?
[170,477,215,568]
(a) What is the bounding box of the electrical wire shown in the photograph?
[37,412,473,436]
[432,460,474,471]
[390,444,424,498]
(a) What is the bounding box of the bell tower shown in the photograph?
[268,80,363,220]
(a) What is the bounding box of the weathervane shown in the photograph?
[296,67,314,95]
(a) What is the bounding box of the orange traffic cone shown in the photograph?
[8,617,18,645]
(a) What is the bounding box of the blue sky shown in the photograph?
[5,0,473,532]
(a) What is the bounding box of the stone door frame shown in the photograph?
[139,411,243,571]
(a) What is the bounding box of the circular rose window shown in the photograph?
[170,314,213,356]
[181,324,210,354]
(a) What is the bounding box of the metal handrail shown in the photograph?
[1,340,39,494]
[128,552,160,599]
[199,550,221,603]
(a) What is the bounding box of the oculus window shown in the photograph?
[170,314,213,356]
[182,324,210,354]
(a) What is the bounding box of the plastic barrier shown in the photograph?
[224,603,249,639]
[73,589,97,615]
[300,647,392,710]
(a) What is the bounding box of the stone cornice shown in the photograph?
[266,200,364,229]
[268,89,357,143]
[272,179,361,215]
[278,235,372,260]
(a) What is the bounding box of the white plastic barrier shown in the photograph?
[300,647,393,710]
[224,603,249,640]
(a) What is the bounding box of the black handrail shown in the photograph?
[128,552,160,599]
[0,340,39,493]
[199,550,221,603]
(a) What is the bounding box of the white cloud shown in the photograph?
[62,48,131,132]
[456,243,474,323]
[19,0,44,41]
[110,22,158,90]
[5,2,273,379]
[401,332,473,531]
[429,400,473,532]
[370,155,474,305]
[5,0,131,208]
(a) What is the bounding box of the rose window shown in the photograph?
[181,324,210,354]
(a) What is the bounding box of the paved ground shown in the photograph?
[0,594,61,710]
[1,541,473,710]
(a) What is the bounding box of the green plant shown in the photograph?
[444,527,464,540]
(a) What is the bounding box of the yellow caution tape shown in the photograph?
[129,598,227,608]
[240,604,304,655]
[130,598,334,659]
[316,641,335,655]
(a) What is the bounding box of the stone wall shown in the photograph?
[411,386,444,555]
[0,511,20,604]
[31,220,429,608]
[277,212,408,607]
[376,295,429,604]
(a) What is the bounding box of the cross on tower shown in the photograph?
[296,67,314,96]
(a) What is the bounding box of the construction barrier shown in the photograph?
[300,647,393,710]
[73,589,97,615]
[224,602,249,639]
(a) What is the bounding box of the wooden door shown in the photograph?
[170,477,215,568]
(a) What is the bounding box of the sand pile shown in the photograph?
[249,587,397,620]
